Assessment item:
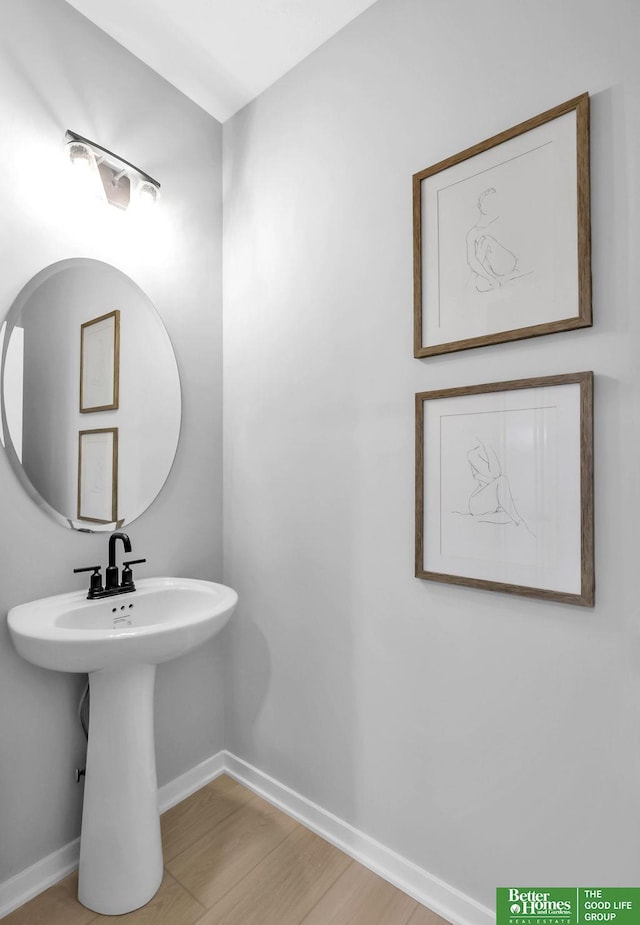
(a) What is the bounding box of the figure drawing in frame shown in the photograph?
[453,436,534,536]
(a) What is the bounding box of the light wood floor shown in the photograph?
[2,775,451,925]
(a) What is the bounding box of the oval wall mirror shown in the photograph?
[0,259,181,532]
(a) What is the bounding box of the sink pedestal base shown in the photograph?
[78,663,163,915]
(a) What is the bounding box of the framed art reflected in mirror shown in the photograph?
[80,310,120,413]
[78,427,118,524]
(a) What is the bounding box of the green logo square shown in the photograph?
[497,888,640,925]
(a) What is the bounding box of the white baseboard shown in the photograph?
[224,753,494,925]
[0,838,80,919]
[0,749,493,925]
[158,750,226,814]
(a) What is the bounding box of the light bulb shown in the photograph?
[137,180,160,207]
[66,141,106,204]
[68,141,93,169]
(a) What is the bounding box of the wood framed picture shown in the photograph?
[415,371,594,606]
[77,427,118,524]
[413,94,591,357]
[80,309,120,412]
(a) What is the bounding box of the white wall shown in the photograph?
[0,0,224,884]
[223,0,640,909]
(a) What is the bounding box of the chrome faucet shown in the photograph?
[74,532,146,600]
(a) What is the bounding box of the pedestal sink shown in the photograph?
[8,577,237,915]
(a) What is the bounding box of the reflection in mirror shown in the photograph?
[1,259,181,532]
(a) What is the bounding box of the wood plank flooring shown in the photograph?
[2,775,451,925]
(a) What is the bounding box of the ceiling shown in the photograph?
[63,0,379,122]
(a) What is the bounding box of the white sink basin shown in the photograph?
[8,576,237,916]
[8,576,237,673]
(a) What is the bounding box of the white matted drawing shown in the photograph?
[415,372,594,606]
[442,409,553,570]
[77,427,118,524]
[465,188,529,295]
[80,310,120,412]
[413,94,591,357]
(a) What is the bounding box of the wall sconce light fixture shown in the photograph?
[65,130,161,210]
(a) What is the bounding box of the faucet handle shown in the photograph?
[121,559,146,588]
[73,565,103,596]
